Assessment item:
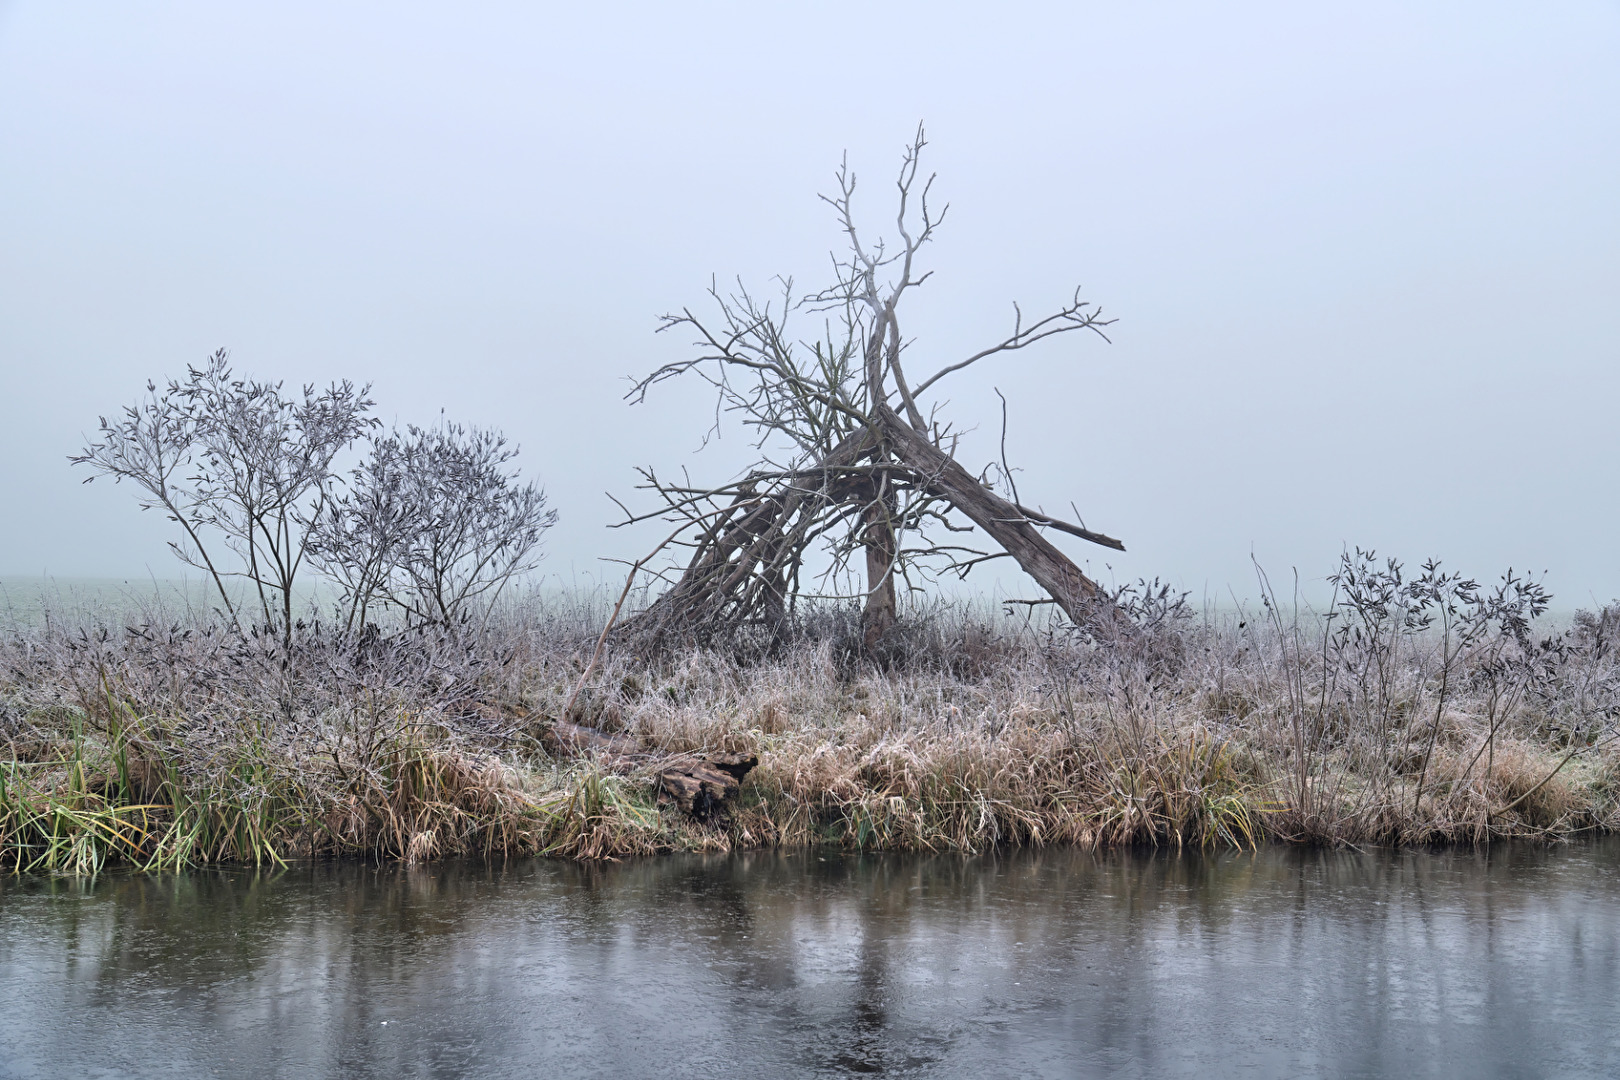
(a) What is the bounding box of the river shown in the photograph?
[2,841,1618,1078]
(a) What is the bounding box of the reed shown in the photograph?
[2,561,1617,870]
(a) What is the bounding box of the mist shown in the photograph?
[2,1,1616,607]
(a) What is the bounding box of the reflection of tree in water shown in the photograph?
[27,867,295,1008]
[568,851,964,1073]
[795,855,970,1075]
[825,922,907,1075]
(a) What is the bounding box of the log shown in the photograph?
[546,720,641,760]
[548,721,759,820]
[657,752,759,819]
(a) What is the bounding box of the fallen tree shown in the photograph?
[615,126,1133,648]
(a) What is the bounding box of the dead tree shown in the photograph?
[615,126,1134,648]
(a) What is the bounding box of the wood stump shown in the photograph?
[656,753,759,820]
[546,720,759,820]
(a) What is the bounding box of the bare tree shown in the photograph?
[309,421,557,632]
[72,350,376,649]
[615,126,1133,648]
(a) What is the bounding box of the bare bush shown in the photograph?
[71,350,376,648]
[72,353,556,645]
[309,421,557,632]
[1246,550,1589,838]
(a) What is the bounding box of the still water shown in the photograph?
[2,842,1618,1079]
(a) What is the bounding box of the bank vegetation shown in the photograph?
[3,554,1618,874]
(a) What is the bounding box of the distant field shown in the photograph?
[0,577,344,628]
[0,575,620,631]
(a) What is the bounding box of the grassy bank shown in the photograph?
[3,583,1618,873]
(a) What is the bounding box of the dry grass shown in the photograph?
[2,577,1618,871]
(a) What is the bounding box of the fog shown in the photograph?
[2,2,1616,607]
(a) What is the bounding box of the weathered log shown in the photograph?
[546,720,641,760]
[657,753,759,819]
[548,721,759,820]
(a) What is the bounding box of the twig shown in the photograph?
[563,562,643,721]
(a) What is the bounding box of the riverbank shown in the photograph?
[3,596,1618,871]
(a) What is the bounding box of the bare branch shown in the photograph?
[911,289,1115,398]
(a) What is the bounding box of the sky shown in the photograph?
[1,2,1616,609]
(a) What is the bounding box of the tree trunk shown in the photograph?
[860,484,898,648]
[876,405,1133,639]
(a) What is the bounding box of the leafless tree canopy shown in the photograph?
[309,422,557,632]
[73,353,555,643]
[616,126,1133,647]
[71,350,376,647]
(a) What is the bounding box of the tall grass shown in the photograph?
[2,556,1618,871]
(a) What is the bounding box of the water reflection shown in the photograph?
[2,843,1618,1078]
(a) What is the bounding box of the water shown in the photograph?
[2,843,1618,1079]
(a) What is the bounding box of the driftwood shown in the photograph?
[545,721,759,820]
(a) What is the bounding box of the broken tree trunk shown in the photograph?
[620,427,880,642]
[875,405,1135,639]
[616,131,1136,647]
[619,407,1133,645]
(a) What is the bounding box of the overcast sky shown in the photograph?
[2,2,1616,607]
